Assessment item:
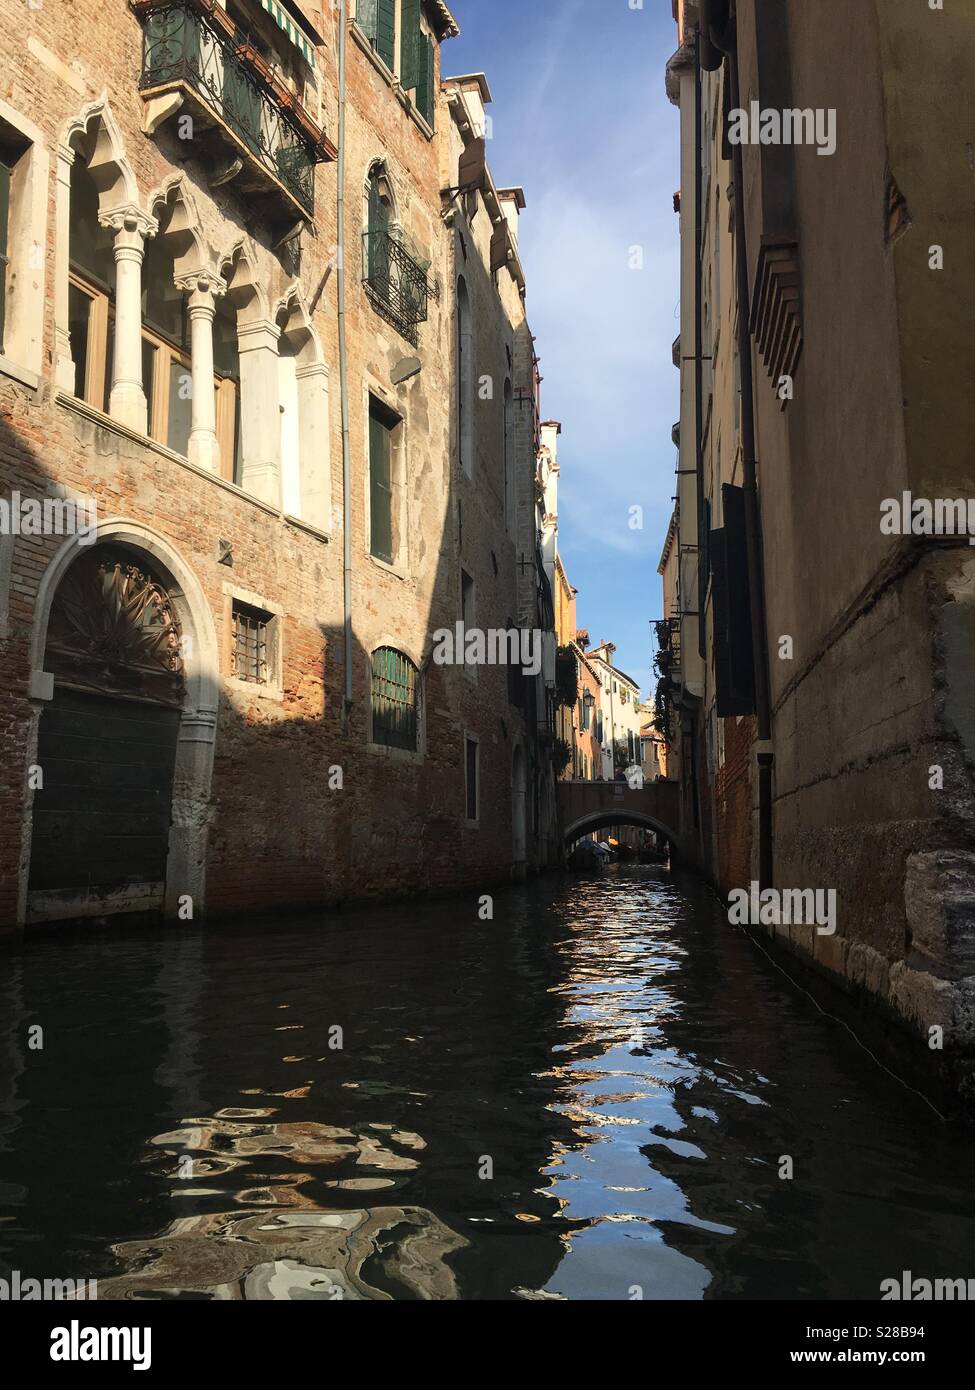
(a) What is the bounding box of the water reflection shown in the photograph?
[0,867,973,1300]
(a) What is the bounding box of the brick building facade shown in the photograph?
[0,0,558,929]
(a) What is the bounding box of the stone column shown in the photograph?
[176,272,224,474]
[295,359,331,530]
[54,143,76,394]
[99,204,157,433]
[237,318,283,508]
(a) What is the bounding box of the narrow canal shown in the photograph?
[1,866,972,1300]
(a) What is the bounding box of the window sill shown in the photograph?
[284,512,330,544]
[350,20,395,86]
[225,674,284,703]
[0,355,42,392]
[367,550,408,582]
[405,97,434,141]
[55,393,331,548]
[366,739,423,765]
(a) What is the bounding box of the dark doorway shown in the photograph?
[27,545,186,924]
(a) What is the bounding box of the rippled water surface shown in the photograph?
[1,866,973,1299]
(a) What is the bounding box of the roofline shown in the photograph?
[442,72,492,103]
[427,0,461,41]
[657,509,678,573]
[497,186,527,210]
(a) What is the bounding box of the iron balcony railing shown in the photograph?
[362,229,429,344]
[136,1,319,214]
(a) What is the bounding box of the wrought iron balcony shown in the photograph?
[132,0,336,220]
[362,229,429,345]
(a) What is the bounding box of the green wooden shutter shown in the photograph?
[367,171,391,284]
[416,33,435,126]
[369,409,393,562]
[400,0,420,88]
[376,0,395,69]
[0,158,10,353]
[357,0,378,43]
[224,58,264,155]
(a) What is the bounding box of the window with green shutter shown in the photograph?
[415,33,435,127]
[376,0,396,68]
[366,166,392,284]
[357,0,394,69]
[400,0,421,87]
[371,647,418,751]
[369,395,396,564]
[398,0,435,128]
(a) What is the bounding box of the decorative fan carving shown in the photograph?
[45,547,186,705]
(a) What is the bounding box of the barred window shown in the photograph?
[371,646,418,751]
[232,600,272,684]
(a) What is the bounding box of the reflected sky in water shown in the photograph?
[0,867,973,1299]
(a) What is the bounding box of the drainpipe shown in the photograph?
[694,45,705,663]
[337,0,354,727]
[705,1,774,888]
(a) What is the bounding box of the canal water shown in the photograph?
[0,865,973,1300]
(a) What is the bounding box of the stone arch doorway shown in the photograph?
[25,527,218,926]
[512,744,527,875]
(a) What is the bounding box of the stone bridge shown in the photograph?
[557,778,682,852]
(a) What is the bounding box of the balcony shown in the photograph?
[132,0,336,221]
[362,229,429,346]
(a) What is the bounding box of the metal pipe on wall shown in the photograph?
[337,0,354,724]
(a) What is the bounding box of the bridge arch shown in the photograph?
[564,810,675,848]
[557,778,682,853]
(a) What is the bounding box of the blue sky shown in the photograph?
[447,0,681,696]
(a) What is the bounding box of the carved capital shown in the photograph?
[98,203,158,242]
[175,270,227,316]
[174,269,226,297]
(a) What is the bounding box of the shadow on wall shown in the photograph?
[0,332,540,929]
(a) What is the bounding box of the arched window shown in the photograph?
[371,647,419,752]
[457,276,473,476]
[365,163,394,288]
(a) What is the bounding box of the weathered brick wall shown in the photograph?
[0,1,539,927]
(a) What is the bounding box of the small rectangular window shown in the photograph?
[461,570,475,680]
[369,395,397,564]
[232,600,273,685]
[465,737,478,823]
